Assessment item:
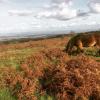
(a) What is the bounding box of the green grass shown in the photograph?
[40,95,54,100]
[35,92,55,100]
[0,88,16,100]
[84,47,99,56]
[0,47,45,69]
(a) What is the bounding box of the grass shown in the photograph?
[0,88,16,100]
[0,47,45,68]
[36,92,55,100]
[39,95,54,100]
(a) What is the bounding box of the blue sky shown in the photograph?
[0,0,100,36]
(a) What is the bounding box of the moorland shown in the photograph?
[0,31,100,100]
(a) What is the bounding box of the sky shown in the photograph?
[0,0,100,36]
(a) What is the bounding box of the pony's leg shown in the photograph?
[76,40,84,53]
[68,46,73,55]
[95,44,100,49]
[66,44,75,55]
[88,36,96,47]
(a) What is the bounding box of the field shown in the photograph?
[0,33,100,100]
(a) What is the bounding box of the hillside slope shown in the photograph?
[0,33,99,100]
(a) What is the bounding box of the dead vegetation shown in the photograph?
[0,34,99,100]
[0,48,99,100]
[39,50,100,100]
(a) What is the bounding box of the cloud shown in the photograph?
[8,10,34,16]
[89,0,100,13]
[77,10,89,17]
[52,0,73,5]
[35,0,78,20]
[57,7,77,20]
[0,0,9,3]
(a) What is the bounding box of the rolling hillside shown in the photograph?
[0,33,99,100]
